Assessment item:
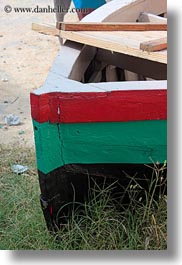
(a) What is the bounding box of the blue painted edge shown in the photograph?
[73,0,106,9]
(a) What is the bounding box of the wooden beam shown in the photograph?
[58,0,167,84]
[32,23,59,36]
[57,22,167,31]
[46,40,97,82]
[80,0,167,83]
[96,49,167,80]
[31,79,167,124]
[60,30,167,64]
[124,71,139,81]
[140,37,167,52]
[138,13,167,24]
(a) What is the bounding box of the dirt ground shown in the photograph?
[0,0,77,148]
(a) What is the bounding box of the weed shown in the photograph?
[0,146,167,250]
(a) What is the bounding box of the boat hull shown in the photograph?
[33,119,167,175]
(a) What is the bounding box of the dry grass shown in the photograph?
[0,145,167,250]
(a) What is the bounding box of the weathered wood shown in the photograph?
[32,23,59,36]
[124,71,139,81]
[58,22,167,31]
[138,12,167,24]
[105,65,119,82]
[59,0,167,81]
[60,30,167,64]
[86,60,108,83]
[96,49,167,79]
[140,37,167,52]
[80,0,167,81]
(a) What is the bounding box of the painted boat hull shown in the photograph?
[32,119,166,175]
[30,75,167,232]
[31,79,167,175]
[31,85,167,231]
[30,0,167,231]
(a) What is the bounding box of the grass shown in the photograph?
[0,145,167,250]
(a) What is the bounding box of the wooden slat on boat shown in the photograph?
[140,37,167,52]
[60,30,167,64]
[57,22,167,31]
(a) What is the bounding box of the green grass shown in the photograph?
[0,145,167,250]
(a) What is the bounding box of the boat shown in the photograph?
[30,0,167,232]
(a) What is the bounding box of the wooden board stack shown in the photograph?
[30,0,167,232]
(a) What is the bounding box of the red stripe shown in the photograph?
[30,89,167,123]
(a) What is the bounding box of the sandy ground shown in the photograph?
[0,0,77,148]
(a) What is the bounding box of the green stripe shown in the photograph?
[32,120,167,174]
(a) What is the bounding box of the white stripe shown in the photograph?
[33,71,167,95]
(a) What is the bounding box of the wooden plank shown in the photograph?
[60,30,167,64]
[140,37,167,52]
[80,0,167,82]
[33,119,167,174]
[124,71,139,81]
[49,40,97,81]
[32,23,59,36]
[31,70,167,124]
[57,0,167,83]
[31,89,166,124]
[58,22,167,31]
[138,13,167,24]
[96,49,167,80]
